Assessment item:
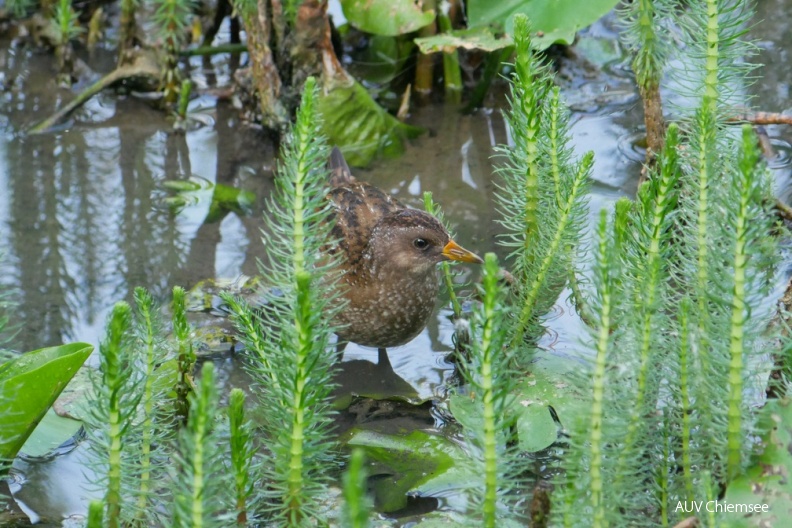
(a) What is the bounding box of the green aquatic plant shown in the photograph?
[495,15,591,348]
[0,343,93,473]
[225,76,342,526]
[173,285,195,422]
[87,302,140,528]
[423,191,463,319]
[342,449,372,528]
[118,0,139,60]
[228,388,255,526]
[618,0,674,163]
[51,0,82,84]
[151,0,195,103]
[130,287,173,525]
[87,500,104,528]
[550,1,781,524]
[170,361,230,527]
[455,253,520,526]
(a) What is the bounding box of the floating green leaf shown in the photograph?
[343,428,472,512]
[0,342,93,469]
[20,409,82,458]
[341,0,434,37]
[449,350,584,453]
[316,79,423,167]
[468,0,620,50]
[415,26,513,54]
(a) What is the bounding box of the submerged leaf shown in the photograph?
[317,79,423,167]
[341,0,434,36]
[343,428,472,512]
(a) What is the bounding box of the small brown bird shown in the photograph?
[326,147,483,352]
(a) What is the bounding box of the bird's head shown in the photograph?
[367,209,483,277]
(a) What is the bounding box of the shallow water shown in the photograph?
[2,5,792,525]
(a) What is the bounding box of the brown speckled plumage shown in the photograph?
[326,147,482,348]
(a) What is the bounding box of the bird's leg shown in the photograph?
[377,348,392,369]
[336,340,348,361]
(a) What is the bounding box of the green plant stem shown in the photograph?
[103,303,132,528]
[229,389,251,526]
[678,299,695,503]
[221,295,281,392]
[135,289,157,517]
[438,10,462,103]
[588,211,614,528]
[726,126,756,480]
[694,0,721,442]
[178,80,192,120]
[423,192,462,318]
[512,152,592,345]
[87,500,104,528]
[615,125,679,483]
[287,271,313,521]
[549,87,563,204]
[479,254,500,528]
[173,286,194,422]
[180,44,248,56]
[343,449,371,528]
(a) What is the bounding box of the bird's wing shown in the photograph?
[328,147,356,187]
[327,181,404,269]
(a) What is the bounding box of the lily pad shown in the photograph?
[449,351,583,453]
[317,78,423,167]
[722,397,792,526]
[341,0,434,37]
[415,26,513,54]
[20,409,83,458]
[468,0,620,50]
[0,342,93,469]
[343,428,473,512]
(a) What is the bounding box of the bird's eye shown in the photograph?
[413,238,429,250]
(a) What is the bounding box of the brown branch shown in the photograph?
[728,111,792,126]
[29,52,160,134]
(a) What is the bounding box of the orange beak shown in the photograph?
[442,240,484,264]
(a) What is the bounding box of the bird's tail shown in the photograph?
[328,147,356,186]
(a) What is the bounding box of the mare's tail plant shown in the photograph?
[496,15,591,350]
[619,0,674,167]
[228,388,255,526]
[456,253,520,526]
[551,1,781,524]
[52,0,82,85]
[342,449,372,528]
[170,361,230,527]
[151,0,195,104]
[130,287,173,526]
[86,302,142,528]
[224,75,342,526]
[173,285,195,422]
